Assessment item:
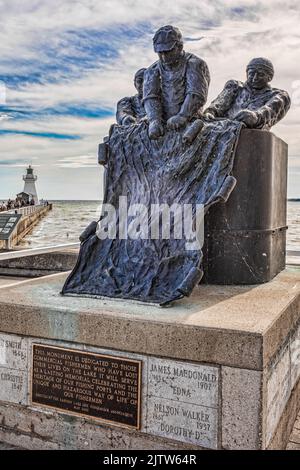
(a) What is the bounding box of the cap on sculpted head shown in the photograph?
[246,57,275,90]
[153,25,183,53]
[247,57,274,80]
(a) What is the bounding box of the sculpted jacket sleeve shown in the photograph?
[205,80,240,118]
[179,57,211,119]
[116,97,134,125]
[143,64,163,123]
[254,90,291,130]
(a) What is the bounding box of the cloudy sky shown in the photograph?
[0,0,299,200]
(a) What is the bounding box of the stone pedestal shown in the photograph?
[204,129,288,285]
[0,269,299,450]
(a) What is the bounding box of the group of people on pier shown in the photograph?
[0,196,35,212]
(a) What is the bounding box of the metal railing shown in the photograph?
[5,204,48,216]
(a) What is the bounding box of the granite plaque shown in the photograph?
[146,358,219,448]
[0,368,28,405]
[0,334,28,369]
[31,344,142,429]
[0,334,28,405]
[146,396,218,448]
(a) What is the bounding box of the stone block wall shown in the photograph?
[0,329,299,450]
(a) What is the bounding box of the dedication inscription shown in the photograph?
[31,344,142,429]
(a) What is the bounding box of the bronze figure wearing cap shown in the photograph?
[143,25,210,139]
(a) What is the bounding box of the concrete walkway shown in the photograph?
[0,276,31,288]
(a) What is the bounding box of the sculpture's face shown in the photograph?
[158,43,183,66]
[247,67,270,89]
[134,76,144,97]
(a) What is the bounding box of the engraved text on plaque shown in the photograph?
[31,344,142,429]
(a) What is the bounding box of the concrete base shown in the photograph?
[0,269,299,450]
[204,130,288,285]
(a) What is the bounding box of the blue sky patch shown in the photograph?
[0,22,153,89]
[0,104,114,120]
[0,129,81,140]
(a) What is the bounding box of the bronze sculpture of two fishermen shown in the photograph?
[62,25,291,306]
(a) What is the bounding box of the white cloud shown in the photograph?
[1,0,300,198]
[57,154,99,168]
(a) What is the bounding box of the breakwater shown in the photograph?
[0,204,52,250]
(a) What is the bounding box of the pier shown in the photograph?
[0,203,52,250]
[0,165,52,250]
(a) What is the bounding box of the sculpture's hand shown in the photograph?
[148,120,164,139]
[183,119,205,145]
[234,110,258,128]
[122,115,136,126]
[167,115,188,131]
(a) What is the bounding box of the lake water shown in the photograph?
[19,200,300,251]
